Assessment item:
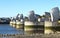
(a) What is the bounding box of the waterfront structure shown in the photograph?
[24,21,36,34]
[44,21,54,34]
[16,14,23,20]
[28,10,36,22]
[16,19,24,29]
[12,20,16,27]
[50,7,59,22]
[10,17,13,26]
[44,7,60,34]
[41,16,45,22]
[15,14,24,29]
[10,14,24,29]
[24,10,44,34]
[9,7,60,34]
[38,18,41,22]
[11,17,16,27]
[38,22,44,33]
[24,10,36,34]
[10,21,13,26]
[38,15,45,22]
[24,21,44,34]
[45,12,51,21]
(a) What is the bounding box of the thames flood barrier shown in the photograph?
[24,21,35,34]
[10,20,16,28]
[10,21,13,26]
[24,21,44,34]
[16,20,24,29]
[44,21,54,34]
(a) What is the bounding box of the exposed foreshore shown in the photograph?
[0,34,60,38]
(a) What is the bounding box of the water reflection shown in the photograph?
[0,24,24,34]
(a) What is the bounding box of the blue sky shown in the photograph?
[0,0,60,17]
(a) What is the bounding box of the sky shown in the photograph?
[0,0,60,17]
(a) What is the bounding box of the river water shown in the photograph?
[0,24,24,34]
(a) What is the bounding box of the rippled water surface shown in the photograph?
[0,24,24,34]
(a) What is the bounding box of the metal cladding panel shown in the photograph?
[50,7,59,22]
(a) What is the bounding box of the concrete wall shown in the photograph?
[44,21,53,34]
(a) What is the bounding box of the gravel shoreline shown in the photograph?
[0,33,60,38]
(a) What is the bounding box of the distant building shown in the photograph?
[50,7,59,22]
